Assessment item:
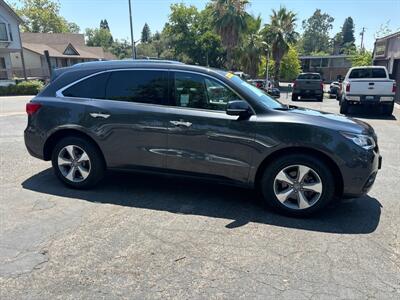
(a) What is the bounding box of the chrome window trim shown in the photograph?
[55,67,255,114]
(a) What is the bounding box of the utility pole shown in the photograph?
[128,0,136,59]
[360,27,366,51]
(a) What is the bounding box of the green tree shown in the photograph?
[258,46,301,82]
[85,28,113,49]
[100,19,110,30]
[238,15,263,77]
[280,46,302,81]
[341,17,355,47]
[263,7,299,85]
[350,49,373,67]
[211,0,249,69]
[15,0,80,33]
[110,39,132,59]
[141,23,152,43]
[301,9,334,54]
[163,3,225,67]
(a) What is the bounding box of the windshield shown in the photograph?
[229,74,284,109]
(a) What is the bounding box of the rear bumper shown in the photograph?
[24,128,45,160]
[344,94,395,104]
[293,89,323,97]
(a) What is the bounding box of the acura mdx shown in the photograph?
[24,60,382,216]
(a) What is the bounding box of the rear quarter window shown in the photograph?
[62,72,110,99]
[349,68,387,79]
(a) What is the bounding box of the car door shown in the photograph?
[165,71,255,184]
[63,69,171,170]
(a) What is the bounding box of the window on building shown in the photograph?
[106,70,168,105]
[7,24,12,41]
[0,23,8,41]
[63,72,110,99]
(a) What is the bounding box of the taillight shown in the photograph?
[346,83,351,92]
[26,103,42,115]
[293,80,297,88]
[393,82,397,93]
[320,82,324,90]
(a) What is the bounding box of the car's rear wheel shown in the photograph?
[51,136,105,189]
[260,154,335,217]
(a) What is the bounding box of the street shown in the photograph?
[1,95,399,299]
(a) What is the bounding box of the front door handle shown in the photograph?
[170,120,192,127]
[90,112,110,119]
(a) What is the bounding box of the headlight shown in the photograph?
[341,132,376,150]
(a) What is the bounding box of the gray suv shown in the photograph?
[25,60,381,216]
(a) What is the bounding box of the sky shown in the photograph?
[16,0,400,50]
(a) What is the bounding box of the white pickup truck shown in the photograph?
[339,66,396,115]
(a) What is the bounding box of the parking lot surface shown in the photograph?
[1,95,399,299]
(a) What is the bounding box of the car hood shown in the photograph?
[271,106,375,135]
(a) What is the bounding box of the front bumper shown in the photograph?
[341,148,382,198]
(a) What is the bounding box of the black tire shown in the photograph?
[340,99,349,114]
[51,136,105,189]
[291,94,298,101]
[381,103,394,116]
[259,154,335,217]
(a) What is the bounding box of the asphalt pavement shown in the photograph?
[0,95,399,299]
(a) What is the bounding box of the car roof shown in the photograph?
[51,60,229,82]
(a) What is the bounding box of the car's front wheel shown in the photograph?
[260,154,335,217]
[51,136,105,189]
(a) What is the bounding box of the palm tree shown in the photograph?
[211,0,249,69]
[263,7,298,86]
[239,16,263,77]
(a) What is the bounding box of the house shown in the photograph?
[373,31,400,102]
[299,55,352,82]
[0,0,24,86]
[11,32,117,79]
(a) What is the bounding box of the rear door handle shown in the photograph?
[90,112,110,119]
[170,120,192,127]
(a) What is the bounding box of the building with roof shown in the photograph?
[299,55,352,82]
[0,0,25,85]
[10,32,117,79]
[373,31,400,102]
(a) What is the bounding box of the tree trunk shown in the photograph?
[226,48,233,70]
[274,59,281,87]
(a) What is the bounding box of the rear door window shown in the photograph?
[105,70,168,105]
[62,72,110,99]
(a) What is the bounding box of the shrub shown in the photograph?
[0,80,44,96]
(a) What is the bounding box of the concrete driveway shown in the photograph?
[1,95,399,299]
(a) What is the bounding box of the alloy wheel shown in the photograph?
[57,145,91,182]
[273,164,323,210]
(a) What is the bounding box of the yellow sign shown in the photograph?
[225,72,234,79]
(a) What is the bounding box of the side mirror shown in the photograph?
[226,100,251,117]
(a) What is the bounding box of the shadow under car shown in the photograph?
[22,168,382,234]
